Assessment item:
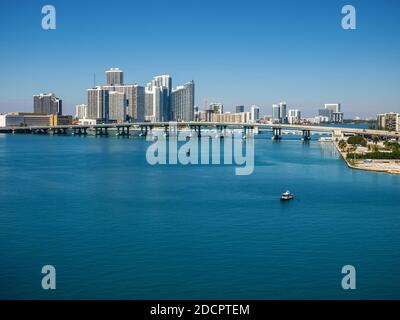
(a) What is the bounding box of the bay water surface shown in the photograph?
[0,132,399,299]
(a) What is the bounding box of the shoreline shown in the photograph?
[333,140,400,175]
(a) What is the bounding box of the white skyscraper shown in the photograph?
[288,109,301,124]
[75,104,88,119]
[250,105,260,123]
[145,82,168,122]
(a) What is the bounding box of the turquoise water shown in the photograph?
[0,132,399,299]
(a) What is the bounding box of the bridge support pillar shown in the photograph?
[272,127,282,140]
[95,127,108,136]
[302,130,311,141]
[198,125,202,138]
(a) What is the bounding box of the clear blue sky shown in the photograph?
[0,0,399,118]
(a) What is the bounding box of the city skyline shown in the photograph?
[1,0,400,117]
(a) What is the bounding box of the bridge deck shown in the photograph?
[0,122,398,138]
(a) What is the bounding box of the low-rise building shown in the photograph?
[0,113,51,127]
[78,119,97,125]
[49,115,73,126]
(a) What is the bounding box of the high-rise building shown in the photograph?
[324,103,341,113]
[318,108,333,122]
[132,85,145,122]
[101,84,145,122]
[235,105,245,113]
[33,93,62,115]
[250,105,260,123]
[272,104,280,122]
[75,104,88,119]
[144,82,168,122]
[288,109,301,124]
[144,75,172,122]
[332,112,344,123]
[279,102,287,124]
[108,91,126,123]
[87,87,109,122]
[319,104,343,123]
[153,75,172,96]
[377,112,400,131]
[171,81,195,122]
[106,68,124,86]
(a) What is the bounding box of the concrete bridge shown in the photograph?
[0,121,399,140]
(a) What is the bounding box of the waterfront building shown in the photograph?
[318,104,343,123]
[279,102,287,124]
[318,108,333,122]
[272,104,280,122]
[78,118,97,125]
[235,105,245,113]
[75,104,88,119]
[325,103,341,113]
[144,75,173,122]
[106,68,124,86]
[288,109,301,124]
[153,75,172,96]
[171,81,195,122]
[0,113,52,127]
[33,93,62,115]
[144,82,168,122]
[271,102,287,123]
[377,112,400,131]
[250,105,260,123]
[49,115,73,126]
[332,112,344,124]
[108,91,127,123]
[87,87,109,123]
[101,84,145,122]
[154,75,172,121]
[0,114,25,127]
[259,115,273,124]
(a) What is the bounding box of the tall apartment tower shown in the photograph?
[250,105,260,123]
[106,68,124,86]
[33,93,62,115]
[101,84,145,122]
[108,91,126,123]
[171,80,195,122]
[279,102,287,124]
[153,75,172,96]
[272,104,280,122]
[132,85,145,122]
[145,78,171,122]
[75,104,88,119]
[87,87,109,122]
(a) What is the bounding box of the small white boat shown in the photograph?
[281,191,294,201]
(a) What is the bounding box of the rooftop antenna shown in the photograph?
[93,73,96,88]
